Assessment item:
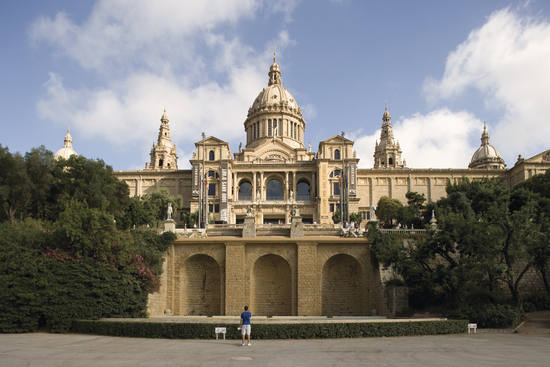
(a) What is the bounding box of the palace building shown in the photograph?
[89,56,549,317]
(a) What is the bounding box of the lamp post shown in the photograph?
[202,132,208,229]
[340,131,350,226]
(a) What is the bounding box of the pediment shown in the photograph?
[195,136,229,146]
[320,135,353,145]
[247,139,298,163]
[524,149,550,163]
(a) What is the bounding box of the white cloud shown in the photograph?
[33,1,296,162]
[424,8,550,160]
[355,109,480,168]
[30,0,259,72]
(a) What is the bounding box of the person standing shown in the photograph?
[240,305,252,346]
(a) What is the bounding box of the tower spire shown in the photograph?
[145,107,178,170]
[373,105,405,169]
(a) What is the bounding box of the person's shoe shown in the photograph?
[241,343,245,346]
[247,343,251,346]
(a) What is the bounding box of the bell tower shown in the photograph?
[146,107,178,170]
[373,105,405,168]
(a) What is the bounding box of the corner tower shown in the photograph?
[244,53,306,150]
[373,105,405,168]
[146,108,178,170]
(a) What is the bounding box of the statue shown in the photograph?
[246,207,254,217]
[289,190,294,201]
[369,205,376,220]
[239,142,242,152]
[166,202,173,220]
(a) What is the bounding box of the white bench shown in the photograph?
[215,327,227,340]
[468,323,477,334]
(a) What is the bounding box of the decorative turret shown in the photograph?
[469,123,506,170]
[373,105,405,168]
[54,127,78,160]
[146,107,178,170]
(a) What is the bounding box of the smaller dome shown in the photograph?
[55,146,78,160]
[54,128,78,160]
[469,124,505,169]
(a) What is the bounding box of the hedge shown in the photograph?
[71,319,468,339]
[445,304,523,328]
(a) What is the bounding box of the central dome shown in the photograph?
[244,54,306,150]
[251,83,299,111]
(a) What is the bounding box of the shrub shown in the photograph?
[445,304,523,328]
[71,319,468,339]
[522,293,550,312]
[0,220,174,333]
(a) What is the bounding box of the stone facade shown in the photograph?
[111,57,550,317]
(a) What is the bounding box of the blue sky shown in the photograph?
[1,0,549,170]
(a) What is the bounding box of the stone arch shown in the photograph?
[296,178,310,201]
[180,254,221,315]
[266,176,284,200]
[322,254,363,316]
[238,179,252,201]
[251,254,292,316]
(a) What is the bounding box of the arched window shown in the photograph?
[333,182,341,196]
[389,157,393,165]
[329,169,341,178]
[209,150,215,161]
[208,170,219,179]
[266,179,283,200]
[334,149,340,160]
[238,180,252,201]
[297,179,310,201]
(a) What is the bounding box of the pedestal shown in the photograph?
[242,216,256,238]
[163,219,176,233]
[290,216,304,238]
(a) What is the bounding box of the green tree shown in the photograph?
[515,170,550,296]
[376,196,403,228]
[116,196,155,230]
[142,190,183,228]
[24,146,55,220]
[0,146,31,223]
[332,209,341,224]
[349,212,362,226]
[49,155,130,219]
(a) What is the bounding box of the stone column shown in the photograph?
[225,242,247,315]
[297,242,319,315]
[427,177,432,203]
[252,171,256,201]
[285,171,289,200]
[292,171,297,199]
[260,171,264,201]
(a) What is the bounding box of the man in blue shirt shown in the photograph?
[240,305,252,346]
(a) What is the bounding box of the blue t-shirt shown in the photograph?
[241,311,251,325]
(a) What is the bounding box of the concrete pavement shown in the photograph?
[0,331,549,367]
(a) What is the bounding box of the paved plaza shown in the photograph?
[0,331,549,367]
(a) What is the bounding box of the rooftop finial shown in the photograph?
[481,121,490,145]
[273,51,277,63]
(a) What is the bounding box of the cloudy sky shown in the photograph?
[1,0,549,170]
